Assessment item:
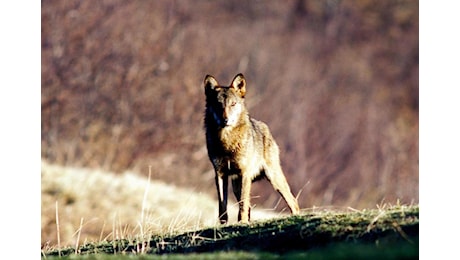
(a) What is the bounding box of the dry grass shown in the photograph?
[41,161,279,248]
[43,203,418,257]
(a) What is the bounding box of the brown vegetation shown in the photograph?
[42,0,418,219]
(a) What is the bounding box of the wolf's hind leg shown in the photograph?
[265,164,300,215]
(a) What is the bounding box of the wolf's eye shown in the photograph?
[231,102,237,107]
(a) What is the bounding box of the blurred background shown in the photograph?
[41,0,418,245]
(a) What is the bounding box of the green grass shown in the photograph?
[43,204,418,259]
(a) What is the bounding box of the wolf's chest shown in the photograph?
[217,127,247,152]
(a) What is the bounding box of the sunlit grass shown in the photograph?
[41,161,279,250]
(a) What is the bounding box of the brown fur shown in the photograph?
[203,73,300,224]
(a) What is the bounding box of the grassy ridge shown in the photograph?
[43,205,418,258]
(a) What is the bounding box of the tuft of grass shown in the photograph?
[43,204,418,258]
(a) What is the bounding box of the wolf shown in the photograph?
[203,73,300,224]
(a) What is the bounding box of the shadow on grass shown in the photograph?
[43,205,418,259]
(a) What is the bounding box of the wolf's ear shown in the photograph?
[231,73,246,98]
[204,75,219,91]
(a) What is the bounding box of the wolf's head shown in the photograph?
[204,73,247,128]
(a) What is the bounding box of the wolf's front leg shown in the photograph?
[215,174,228,224]
[238,175,252,223]
[232,176,250,223]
